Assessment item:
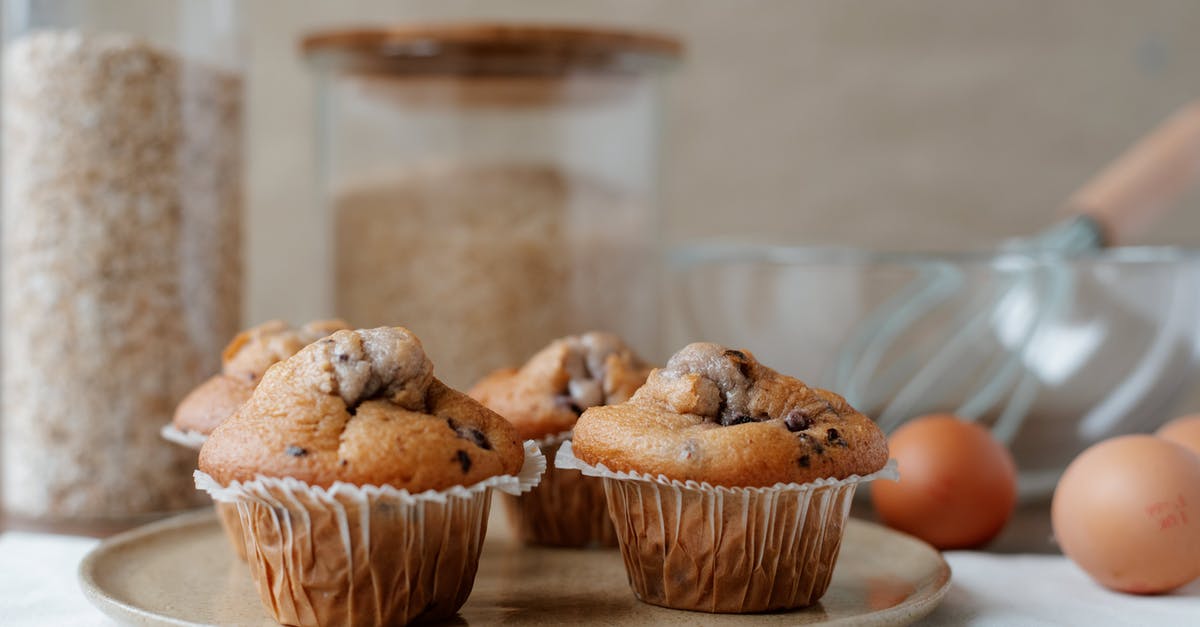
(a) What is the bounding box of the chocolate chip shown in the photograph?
[338,459,348,467]
[336,353,349,362]
[285,445,308,457]
[446,418,492,450]
[784,408,814,432]
[799,433,825,455]
[247,373,257,382]
[460,427,492,450]
[723,349,752,377]
[727,415,755,426]
[455,450,472,473]
[554,395,583,416]
[798,455,811,468]
[826,428,847,447]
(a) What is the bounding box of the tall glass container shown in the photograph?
[303,24,681,387]
[2,0,244,532]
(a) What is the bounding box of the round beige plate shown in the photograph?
[80,506,950,626]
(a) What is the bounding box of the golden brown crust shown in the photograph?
[221,319,352,385]
[572,343,888,487]
[200,327,524,490]
[172,319,351,437]
[469,332,652,440]
[172,374,254,435]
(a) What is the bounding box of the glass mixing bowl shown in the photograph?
[667,243,1200,499]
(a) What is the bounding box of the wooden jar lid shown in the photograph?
[301,23,682,76]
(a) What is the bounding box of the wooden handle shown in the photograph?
[1065,102,1200,246]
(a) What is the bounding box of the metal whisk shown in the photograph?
[833,102,1200,439]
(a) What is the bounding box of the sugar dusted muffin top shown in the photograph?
[469,332,652,440]
[172,319,351,435]
[572,343,888,487]
[199,327,524,491]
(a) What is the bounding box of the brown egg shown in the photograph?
[1052,435,1200,594]
[871,414,1017,549]
[1156,415,1200,456]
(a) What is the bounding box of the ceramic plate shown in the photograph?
[80,505,950,626]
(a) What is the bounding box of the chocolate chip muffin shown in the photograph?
[167,318,349,562]
[470,332,651,547]
[197,327,538,627]
[471,332,651,440]
[573,342,887,486]
[171,319,351,438]
[563,342,891,613]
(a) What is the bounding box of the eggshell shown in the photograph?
[1156,415,1200,456]
[1051,435,1200,594]
[870,414,1017,550]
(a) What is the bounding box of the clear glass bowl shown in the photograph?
[668,243,1200,499]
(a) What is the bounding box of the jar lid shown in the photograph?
[301,23,682,76]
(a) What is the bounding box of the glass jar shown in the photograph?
[302,24,681,388]
[1,0,244,532]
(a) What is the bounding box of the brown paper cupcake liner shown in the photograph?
[556,441,897,613]
[214,501,249,561]
[502,430,617,548]
[195,441,545,627]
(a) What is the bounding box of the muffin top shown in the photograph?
[199,327,525,491]
[172,319,351,436]
[571,343,888,487]
[172,375,256,437]
[222,319,353,385]
[469,332,652,440]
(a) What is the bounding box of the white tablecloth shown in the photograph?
[929,552,1200,626]
[2,531,1199,626]
[2,532,111,627]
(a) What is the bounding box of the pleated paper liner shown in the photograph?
[556,440,898,613]
[195,441,546,627]
[502,429,618,548]
[159,424,209,450]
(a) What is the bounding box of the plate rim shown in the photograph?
[78,511,952,627]
[828,519,953,626]
[79,509,224,627]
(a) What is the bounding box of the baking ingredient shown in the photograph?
[871,414,1017,549]
[1051,435,1200,594]
[1155,414,1200,456]
[334,162,648,388]
[1,31,242,520]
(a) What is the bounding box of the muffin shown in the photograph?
[560,342,892,613]
[196,327,543,627]
[164,319,350,560]
[169,319,351,440]
[470,332,651,547]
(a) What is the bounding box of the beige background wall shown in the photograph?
[244,0,1200,322]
